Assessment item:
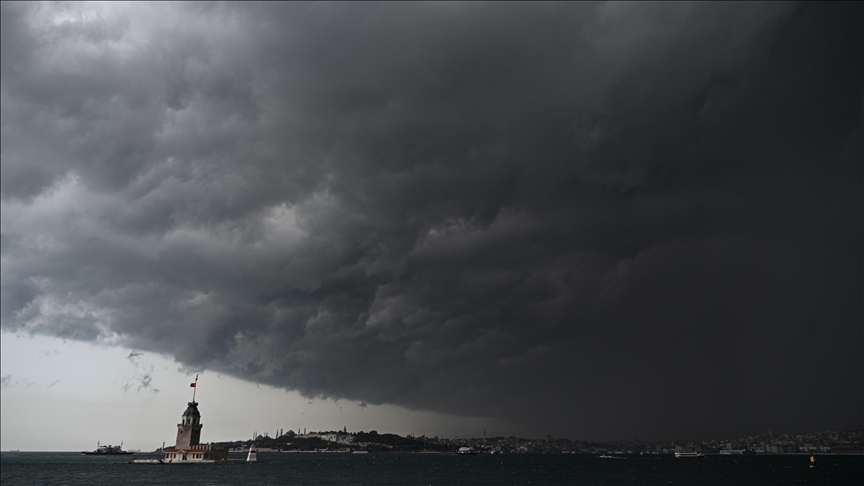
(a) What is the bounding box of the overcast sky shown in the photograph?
[1,2,861,449]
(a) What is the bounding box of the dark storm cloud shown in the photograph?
[1,2,861,440]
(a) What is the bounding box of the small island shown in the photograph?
[132,377,232,464]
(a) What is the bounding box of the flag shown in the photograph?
[190,383,196,387]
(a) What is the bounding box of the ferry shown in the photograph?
[674,451,705,458]
[456,447,479,455]
[82,441,134,455]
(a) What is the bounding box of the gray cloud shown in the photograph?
[1,2,861,440]
[123,349,159,394]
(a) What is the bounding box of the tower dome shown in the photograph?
[181,402,201,426]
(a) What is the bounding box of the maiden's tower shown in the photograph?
[160,374,228,463]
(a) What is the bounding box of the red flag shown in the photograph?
[190,383,196,387]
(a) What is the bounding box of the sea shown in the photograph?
[1,451,861,486]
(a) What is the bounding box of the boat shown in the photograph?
[82,441,134,455]
[456,446,479,455]
[599,454,625,459]
[674,451,705,458]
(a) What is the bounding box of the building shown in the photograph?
[161,382,228,463]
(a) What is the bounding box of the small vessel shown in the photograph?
[674,451,705,458]
[82,441,134,455]
[456,446,479,455]
[597,452,625,459]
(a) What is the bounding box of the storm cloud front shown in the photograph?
[1,2,861,440]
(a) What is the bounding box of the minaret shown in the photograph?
[175,373,202,450]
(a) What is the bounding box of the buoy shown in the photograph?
[809,455,817,469]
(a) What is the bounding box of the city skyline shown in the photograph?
[1,2,861,451]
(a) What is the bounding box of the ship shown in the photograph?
[82,441,134,455]
[674,451,705,458]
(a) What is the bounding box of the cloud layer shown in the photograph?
[2,2,861,439]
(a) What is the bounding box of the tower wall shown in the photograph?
[175,424,203,449]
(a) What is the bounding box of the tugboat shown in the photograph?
[81,441,134,455]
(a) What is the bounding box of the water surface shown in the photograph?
[2,451,861,485]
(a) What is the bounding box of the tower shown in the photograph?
[175,401,203,449]
[175,372,203,449]
[161,374,228,463]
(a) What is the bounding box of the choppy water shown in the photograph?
[1,451,861,486]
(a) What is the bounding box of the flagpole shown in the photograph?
[192,372,198,402]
